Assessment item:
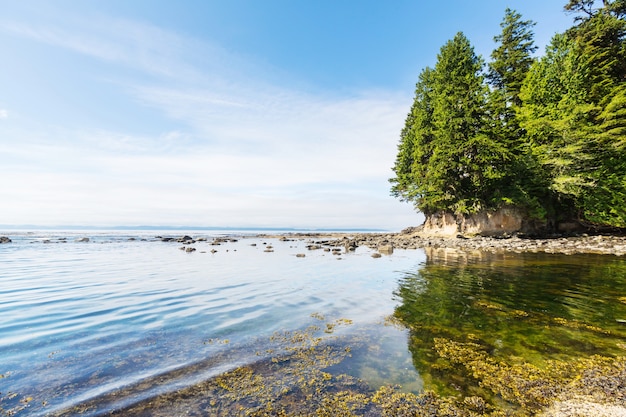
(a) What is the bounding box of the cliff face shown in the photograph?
[417,206,546,237]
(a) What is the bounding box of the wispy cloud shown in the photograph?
[0,109,7,119]
[0,10,420,229]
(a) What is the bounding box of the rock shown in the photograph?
[418,206,545,237]
[76,237,90,243]
[345,242,358,251]
[296,253,306,257]
[378,244,394,254]
[371,253,382,258]
[185,247,196,253]
[0,236,11,244]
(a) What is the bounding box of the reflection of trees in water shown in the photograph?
[393,249,626,397]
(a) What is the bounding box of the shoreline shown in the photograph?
[255,231,626,256]
[3,230,626,256]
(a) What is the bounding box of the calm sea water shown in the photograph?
[0,230,423,416]
[2,232,625,415]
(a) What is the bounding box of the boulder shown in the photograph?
[378,244,394,254]
[0,236,11,244]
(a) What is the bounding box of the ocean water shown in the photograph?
[0,230,423,416]
[3,231,626,416]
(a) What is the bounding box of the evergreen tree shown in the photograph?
[519,1,626,227]
[391,2,626,229]
[488,8,538,109]
[390,67,435,208]
[518,33,592,201]
[486,9,544,217]
[391,33,515,215]
[429,32,493,214]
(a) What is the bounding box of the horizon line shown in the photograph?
[0,224,390,232]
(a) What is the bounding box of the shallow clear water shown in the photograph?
[394,247,626,397]
[0,231,423,416]
[2,232,626,415]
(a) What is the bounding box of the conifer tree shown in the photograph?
[390,67,435,208]
[392,2,626,229]
[488,8,537,109]
[486,9,544,217]
[519,1,626,227]
[391,33,515,215]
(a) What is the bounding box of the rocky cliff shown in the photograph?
[416,206,546,237]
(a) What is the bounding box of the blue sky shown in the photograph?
[0,1,575,230]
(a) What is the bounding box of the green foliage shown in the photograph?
[392,3,626,229]
[488,8,537,108]
[390,68,435,207]
[518,4,626,227]
[391,32,521,215]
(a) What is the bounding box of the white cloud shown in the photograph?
[0,109,7,119]
[0,12,422,229]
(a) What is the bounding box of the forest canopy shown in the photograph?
[390,1,626,229]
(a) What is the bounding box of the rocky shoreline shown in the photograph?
[257,230,626,256]
[2,231,626,256]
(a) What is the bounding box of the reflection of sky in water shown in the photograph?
[0,232,425,415]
